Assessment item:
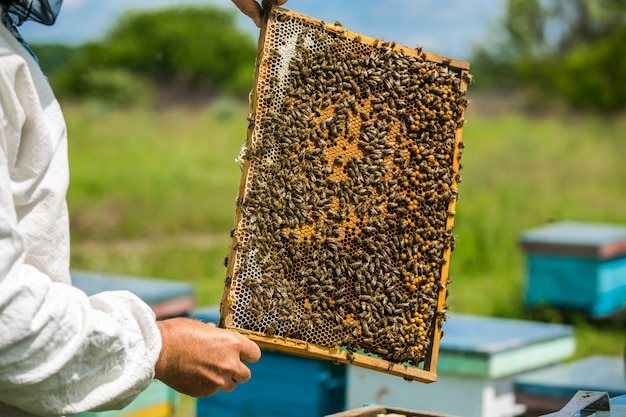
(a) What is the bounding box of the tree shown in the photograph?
[45,5,258,104]
[96,6,257,91]
[498,0,625,58]
[472,0,626,111]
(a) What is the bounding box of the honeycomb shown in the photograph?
[220,6,469,381]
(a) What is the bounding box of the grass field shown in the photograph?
[64,94,625,414]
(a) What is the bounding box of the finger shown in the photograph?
[232,363,253,384]
[231,0,262,27]
[239,338,262,363]
[221,377,238,393]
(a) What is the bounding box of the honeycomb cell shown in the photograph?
[221,6,470,380]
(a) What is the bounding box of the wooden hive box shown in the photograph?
[220,5,470,382]
[520,221,626,317]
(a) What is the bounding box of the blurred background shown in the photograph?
[18,0,625,414]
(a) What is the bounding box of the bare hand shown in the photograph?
[231,0,289,28]
[154,318,261,397]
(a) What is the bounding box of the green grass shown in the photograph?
[450,109,626,319]
[67,98,244,240]
[65,95,625,371]
[66,98,244,305]
[451,106,626,359]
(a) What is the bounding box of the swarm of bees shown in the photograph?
[221,7,469,378]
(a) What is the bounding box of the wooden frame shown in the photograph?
[220,6,470,382]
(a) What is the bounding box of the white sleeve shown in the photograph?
[0,266,163,416]
[0,24,162,417]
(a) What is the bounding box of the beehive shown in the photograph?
[220,6,470,382]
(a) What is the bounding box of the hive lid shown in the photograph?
[514,356,626,399]
[436,314,575,378]
[520,221,626,259]
[439,314,574,355]
[72,271,195,319]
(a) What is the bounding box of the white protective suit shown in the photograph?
[0,18,162,417]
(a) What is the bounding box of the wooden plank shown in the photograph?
[277,8,470,70]
[326,405,388,417]
[230,328,437,382]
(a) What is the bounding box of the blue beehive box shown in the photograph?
[515,355,626,416]
[520,221,626,317]
[192,307,346,417]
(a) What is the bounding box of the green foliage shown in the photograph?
[497,0,625,59]
[35,5,257,103]
[466,49,517,90]
[550,27,626,111]
[89,6,256,93]
[450,110,626,319]
[29,43,79,75]
[501,0,548,58]
[471,0,626,111]
[65,98,245,242]
[62,67,154,107]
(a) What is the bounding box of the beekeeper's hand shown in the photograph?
[154,317,261,397]
[231,0,289,27]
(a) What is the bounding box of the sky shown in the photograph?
[19,0,506,60]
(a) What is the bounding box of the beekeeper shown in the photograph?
[0,0,284,415]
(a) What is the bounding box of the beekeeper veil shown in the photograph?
[0,0,63,25]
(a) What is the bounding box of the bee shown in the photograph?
[462,72,474,84]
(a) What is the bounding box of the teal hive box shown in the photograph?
[515,356,626,417]
[192,307,346,417]
[520,221,626,317]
